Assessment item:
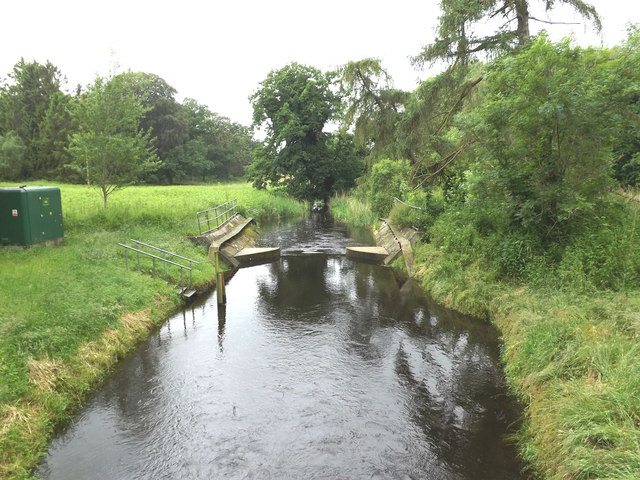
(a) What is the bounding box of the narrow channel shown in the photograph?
[37,213,523,479]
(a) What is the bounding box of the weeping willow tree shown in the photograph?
[337,58,409,162]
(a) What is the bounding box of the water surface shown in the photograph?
[38,214,522,479]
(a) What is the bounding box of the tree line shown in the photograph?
[0,62,255,205]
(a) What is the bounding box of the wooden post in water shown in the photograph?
[212,246,226,305]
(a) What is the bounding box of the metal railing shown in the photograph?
[393,197,422,224]
[196,199,238,235]
[119,239,199,289]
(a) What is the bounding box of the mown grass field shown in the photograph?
[0,182,305,479]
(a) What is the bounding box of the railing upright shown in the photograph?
[196,199,238,235]
[119,241,200,289]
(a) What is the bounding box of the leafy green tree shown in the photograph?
[175,99,254,183]
[250,62,360,202]
[67,74,158,208]
[396,65,483,189]
[403,1,602,193]
[0,59,67,178]
[36,91,76,179]
[610,28,640,187]
[0,131,26,180]
[116,72,189,183]
[325,131,365,194]
[363,158,410,217]
[164,137,209,183]
[461,35,619,242]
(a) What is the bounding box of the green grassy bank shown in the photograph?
[0,182,305,479]
[331,194,640,480]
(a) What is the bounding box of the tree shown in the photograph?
[67,73,158,208]
[461,35,618,242]
[249,62,360,202]
[168,98,255,183]
[116,72,189,183]
[414,0,601,67]
[0,59,67,178]
[0,131,26,180]
[36,90,76,179]
[610,27,640,187]
[337,59,408,161]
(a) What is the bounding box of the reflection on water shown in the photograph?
[37,214,522,479]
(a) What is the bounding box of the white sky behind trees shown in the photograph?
[1,0,638,127]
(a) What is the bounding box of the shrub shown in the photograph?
[363,159,410,217]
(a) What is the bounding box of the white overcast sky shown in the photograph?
[1,0,638,127]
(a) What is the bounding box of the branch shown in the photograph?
[528,16,580,26]
[412,139,477,190]
[434,75,484,137]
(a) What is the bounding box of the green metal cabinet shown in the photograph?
[0,186,64,245]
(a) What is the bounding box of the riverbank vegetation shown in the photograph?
[0,182,305,478]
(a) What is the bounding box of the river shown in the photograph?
[37,213,523,479]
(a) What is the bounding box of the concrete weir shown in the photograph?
[190,214,280,268]
[235,247,281,266]
[345,246,389,263]
[346,219,421,275]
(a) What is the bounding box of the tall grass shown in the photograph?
[0,181,305,478]
[329,193,376,227]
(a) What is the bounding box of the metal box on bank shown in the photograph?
[0,186,64,245]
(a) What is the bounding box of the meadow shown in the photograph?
[0,182,305,478]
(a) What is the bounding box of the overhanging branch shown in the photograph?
[528,16,580,26]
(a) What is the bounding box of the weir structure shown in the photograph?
[190,200,281,304]
[346,219,421,276]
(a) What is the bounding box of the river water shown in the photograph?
[37,213,523,479]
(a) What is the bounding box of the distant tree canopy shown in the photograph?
[0,62,255,185]
[249,62,363,202]
[0,59,72,180]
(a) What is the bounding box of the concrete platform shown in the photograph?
[235,247,281,266]
[345,246,389,263]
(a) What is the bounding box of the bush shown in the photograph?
[362,159,410,217]
[389,188,446,232]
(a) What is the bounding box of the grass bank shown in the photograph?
[0,182,305,479]
[331,194,640,480]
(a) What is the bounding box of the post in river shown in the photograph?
[211,245,226,305]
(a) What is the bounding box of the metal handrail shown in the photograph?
[119,243,194,288]
[130,239,199,267]
[196,199,238,235]
[393,197,422,224]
